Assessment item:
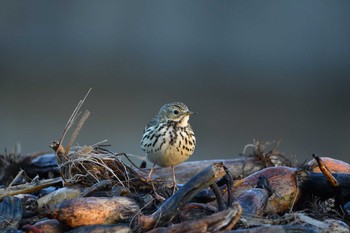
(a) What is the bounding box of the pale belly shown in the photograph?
[147,143,193,167]
[141,124,196,167]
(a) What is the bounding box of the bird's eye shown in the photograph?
[173,110,179,114]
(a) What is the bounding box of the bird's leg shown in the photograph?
[147,164,166,201]
[171,165,178,193]
[147,163,155,182]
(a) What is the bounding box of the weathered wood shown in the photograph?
[147,203,242,233]
[134,163,227,232]
[13,194,38,218]
[0,177,62,201]
[23,153,60,179]
[232,166,298,215]
[22,219,66,233]
[67,224,133,233]
[312,154,339,187]
[237,188,269,217]
[307,156,350,174]
[37,185,83,209]
[235,212,349,233]
[231,225,319,233]
[0,196,22,230]
[297,170,350,202]
[140,156,265,184]
[179,203,217,222]
[236,175,272,217]
[49,196,139,228]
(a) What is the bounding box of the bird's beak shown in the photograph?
[185,111,196,116]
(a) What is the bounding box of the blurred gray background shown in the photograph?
[1,1,350,164]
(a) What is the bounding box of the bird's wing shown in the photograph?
[144,115,158,132]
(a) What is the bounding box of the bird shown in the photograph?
[140,102,196,189]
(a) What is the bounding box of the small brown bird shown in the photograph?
[140,102,196,188]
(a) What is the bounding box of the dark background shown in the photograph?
[1,1,350,164]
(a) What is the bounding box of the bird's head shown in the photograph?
[158,102,195,127]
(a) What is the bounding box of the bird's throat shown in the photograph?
[177,115,190,127]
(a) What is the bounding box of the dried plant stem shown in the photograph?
[0,177,62,201]
[64,110,90,157]
[5,170,24,191]
[58,88,92,149]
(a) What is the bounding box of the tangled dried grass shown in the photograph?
[242,140,293,167]
[50,142,150,192]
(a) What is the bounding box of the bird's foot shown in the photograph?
[171,182,179,195]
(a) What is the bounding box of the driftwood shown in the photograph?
[232,166,298,215]
[49,196,140,228]
[14,194,38,218]
[296,154,350,215]
[4,152,267,186]
[0,151,60,187]
[235,175,272,217]
[23,152,60,179]
[0,196,22,230]
[139,140,292,185]
[133,163,227,232]
[147,203,242,233]
[140,156,271,185]
[236,212,349,233]
[236,188,269,217]
[0,177,62,201]
[3,152,350,232]
[67,224,133,233]
[232,225,319,233]
[297,170,350,203]
[22,219,66,233]
[37,185,84,209]
[308,156,350,173]
[179,203,217,221]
